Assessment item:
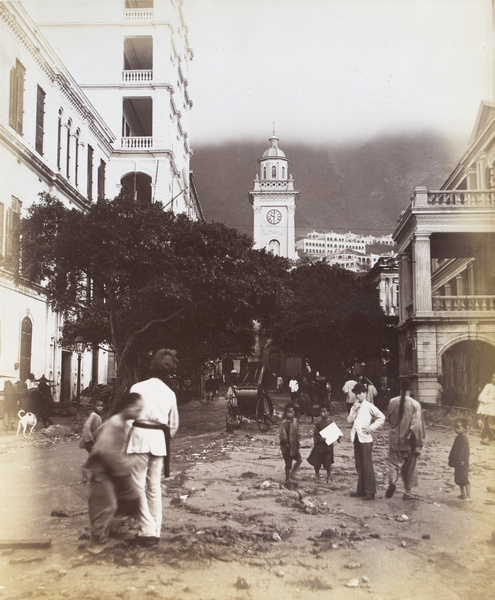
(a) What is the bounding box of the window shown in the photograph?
[57,109,63,170]
[5,197,21,261]
[35,85,45,155]
[97,159,106,201]
[282,167,285,179]
[271,165,276,178]
[66,118,72,178]
[9,59,25,135]
[87,145,94,200]
[268,239,280,256]
[19,317,33,383]
[74,128,80,186]
[263,167,266,179]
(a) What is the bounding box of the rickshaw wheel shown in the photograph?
[226,398,242,432]
[256,394,273,433]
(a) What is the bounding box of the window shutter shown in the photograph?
[35,85,45,155]
[15,61,25,135]
[9,68,16,128]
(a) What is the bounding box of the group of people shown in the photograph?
[80,349,179,547]
[280,377,473,502]
[3,375,54,432]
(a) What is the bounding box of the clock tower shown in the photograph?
[249,134,299,259]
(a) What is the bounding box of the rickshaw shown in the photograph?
[225,362,274,433]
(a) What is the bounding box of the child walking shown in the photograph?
[84,392,143,545]
[279,403,302,483]
[448,418,471,501]
[80,399,105,453]
[307,405,340,483]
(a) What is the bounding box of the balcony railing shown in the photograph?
[433,295,495,311]
[121,137,153,150]
[123,8,153,20]
[427,190,494,206]
[122,70,153,82]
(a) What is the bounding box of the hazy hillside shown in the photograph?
[191,132,465,238]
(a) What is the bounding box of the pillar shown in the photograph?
[412,234,433,315]
[398,253,412,322]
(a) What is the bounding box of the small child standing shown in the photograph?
[80,399,105,453]
[448,418,471,501]
[307,405,340,483]
[84,392,143,544]
[279,403,302,483]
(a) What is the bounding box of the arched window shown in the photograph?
[121,172,152,203]
[263,166,266,179]
[271,165,276,178]
[19,317,32,382]
[282,167,285,179]
[268,239,280,256]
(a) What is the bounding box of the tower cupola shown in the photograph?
[258,133,290,181]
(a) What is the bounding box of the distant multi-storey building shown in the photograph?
[0,0,200,401]
[296,230,395,271]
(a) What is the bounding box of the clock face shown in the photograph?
[266,209,282,225]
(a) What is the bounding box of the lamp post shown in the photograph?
[75,336,85,405]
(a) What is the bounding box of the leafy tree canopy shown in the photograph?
[268,261,393,379]
[21,193,291,396]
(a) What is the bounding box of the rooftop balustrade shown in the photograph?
[433,295,495,312]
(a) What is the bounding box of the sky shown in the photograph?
[183,0,493,146]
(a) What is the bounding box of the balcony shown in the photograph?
[433,295,495,312]
[121,137,153,150]
[122,70,153,83]
[123,8,153,20]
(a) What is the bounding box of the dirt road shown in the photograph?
[0,395,494,600]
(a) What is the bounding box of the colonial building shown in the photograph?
[0,0,200,401]
[249,134,299,259]
[367,256,399,317]
[393,101,495,406]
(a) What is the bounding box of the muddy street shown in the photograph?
[0,395,494,600]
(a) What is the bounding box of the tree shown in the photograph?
[268,261,392,379]
[20,193,290,403]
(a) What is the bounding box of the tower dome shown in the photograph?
[262,135,286,158]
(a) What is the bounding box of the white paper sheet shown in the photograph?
[319,422,343,445]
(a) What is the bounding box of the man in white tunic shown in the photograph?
[126,349,179,545]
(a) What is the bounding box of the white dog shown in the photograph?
[17,410,37,437]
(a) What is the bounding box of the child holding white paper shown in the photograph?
[307,405,342,483]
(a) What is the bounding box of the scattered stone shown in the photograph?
[422,534,431,540]
[274,569,285,577]
[320,528,339,539]
[345,578,360,588]
[299,576,332,590]
[361,576,369,584]
[272,532,282,542]
[235,577,249,589]
[241,472,258,479]
[401,541,407,548]
[369,533,380,539]
[301,497,318,514]
[487,486,495,494]
[395,514,409,522]
[344,563,362,569]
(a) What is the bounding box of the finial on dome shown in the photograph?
[272,121,276,137]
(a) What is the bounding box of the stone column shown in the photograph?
[398,253,412,322]
[412,234,433,315]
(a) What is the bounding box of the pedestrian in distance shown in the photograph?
[84,392,143,545]
[385,378,425,500]
[126,349,179,547]
[204,374,216,402]
[279,403,302,483]
[347,382,385,500]
[276,375,284,394]
[307,404,341,483]
[477,372,495,445]
[289,376,299,402]
[448,418,471,501]
[342,378,358,414]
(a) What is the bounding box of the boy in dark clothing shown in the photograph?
[279,403,302,482]
[307,405,341,483]
[84,393,143,544]
[448,418,471,501]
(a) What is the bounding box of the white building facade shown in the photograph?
[0,0,200,402]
